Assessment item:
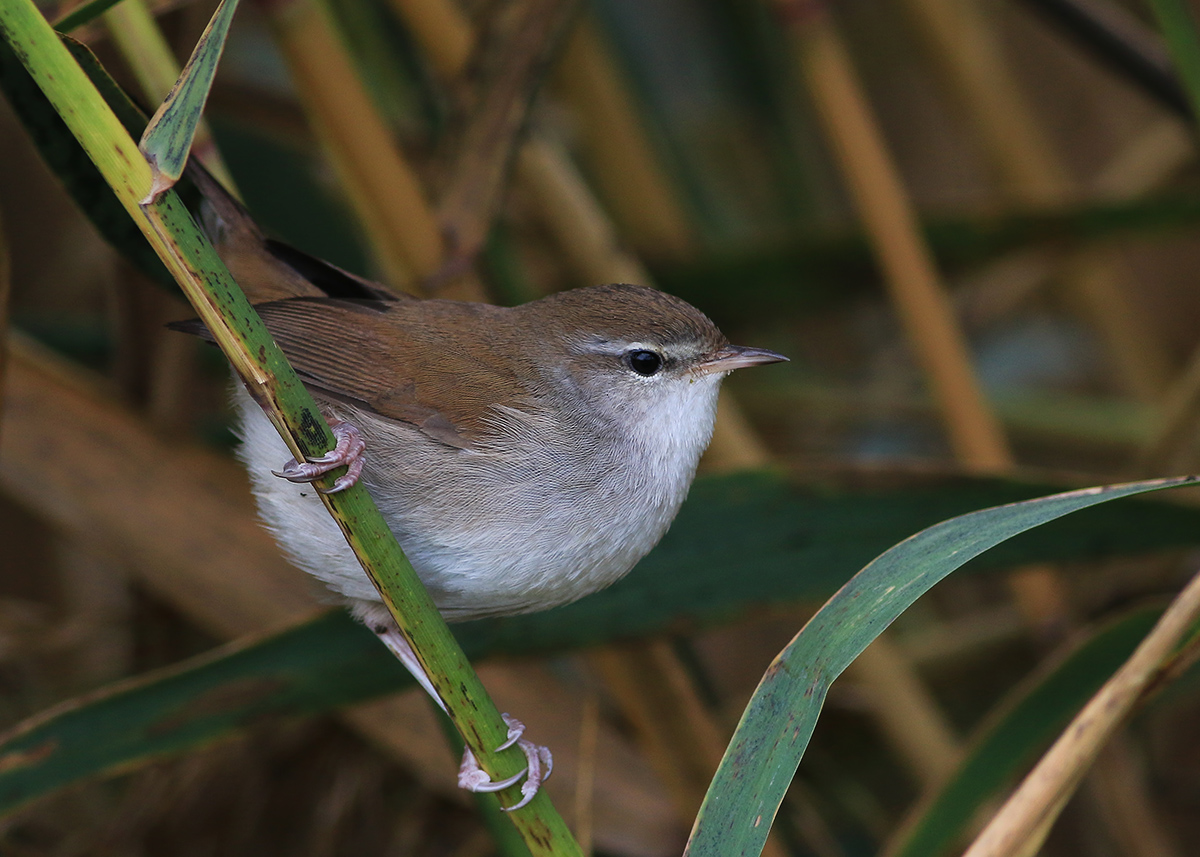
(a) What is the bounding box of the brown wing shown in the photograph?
[253,297,531,449]
[175,167,518,448]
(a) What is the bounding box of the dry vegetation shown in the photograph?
[3,0,1200,854]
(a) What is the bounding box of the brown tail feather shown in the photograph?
[184,160,401,304]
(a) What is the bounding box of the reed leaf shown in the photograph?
[683,475,1197,857]
[2,474,1199,819]
[136,0,240,198]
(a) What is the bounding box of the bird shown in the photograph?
[172,166,787,809]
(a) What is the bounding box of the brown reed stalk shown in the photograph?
[384,0,472,83]
[783,6,1009,473]
[261,0,444,292]
[774,1,1073,627]
[514,138,652,286]
[555,16,694,259]
[900,0,1170,403]
[961,564,1200,857]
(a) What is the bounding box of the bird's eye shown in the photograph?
[626,349,663,376]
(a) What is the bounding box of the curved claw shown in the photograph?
[272,458,322,482]
[497,713,525,751]
[458,747,527,793]
[271,421,365,492]
[317,461,363,494]
[456,716,553,810]
[501,740,554,812]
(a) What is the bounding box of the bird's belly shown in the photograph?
[234,390,689,622]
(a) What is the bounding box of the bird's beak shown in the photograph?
[695,345,789,376]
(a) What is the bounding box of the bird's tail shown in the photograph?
[186,161,399,304]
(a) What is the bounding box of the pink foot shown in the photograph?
[363,615,553,810]
[457,714,553,811]
[272,420,365,493]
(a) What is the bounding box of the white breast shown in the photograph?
[234,372,722,622]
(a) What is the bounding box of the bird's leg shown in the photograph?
[272,420,365,493]
[356,604,552,810]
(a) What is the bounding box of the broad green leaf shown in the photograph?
[683,474,1197,857]
[884,605,1171,857]
[0,612,407,816]
[3,474,1199,817]
[137,0,240,199]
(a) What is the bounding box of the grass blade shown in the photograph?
[683,474,1197,857]
[0,612,406,817]
[137,0,240,199]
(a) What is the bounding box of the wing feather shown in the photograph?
[252,297,533,449]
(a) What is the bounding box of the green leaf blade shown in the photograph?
[0,613,409,816]
[684,475,1197,857]
[137,0,240,198]
[1,474,1198,820]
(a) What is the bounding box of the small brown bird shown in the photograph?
[174,168,787,808]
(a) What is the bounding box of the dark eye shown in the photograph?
[626,349,663,376]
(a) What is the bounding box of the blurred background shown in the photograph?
[3,0,1200,853]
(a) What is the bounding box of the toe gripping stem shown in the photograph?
[458,714,554,812]
[272,420,365,493]
[369,622,552,812]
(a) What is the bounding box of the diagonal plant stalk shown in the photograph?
[883,604,1179,857]
[0,2,579,852]
[961,564,1200,857]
